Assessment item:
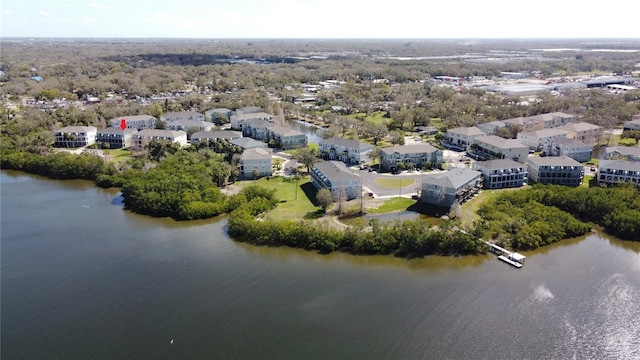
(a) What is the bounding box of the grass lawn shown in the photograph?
[236,176,320,221]
[368,197,416,213]
[374,177,416,189]
[347,111,388,124]
[106,149,133,162]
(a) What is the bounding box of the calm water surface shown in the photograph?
[2,170,639,359]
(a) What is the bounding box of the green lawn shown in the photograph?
[347,111,388,125]
[105,149,133,162]
[236,176,320,221]
[373,177,416,189]
[368,197,416,213]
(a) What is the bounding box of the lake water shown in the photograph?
[2,170,639,359]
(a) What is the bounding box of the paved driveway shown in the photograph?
[353,167,431,198]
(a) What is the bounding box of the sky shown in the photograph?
[1,0,639,39]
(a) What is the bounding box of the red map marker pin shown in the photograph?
[120,118,127,131]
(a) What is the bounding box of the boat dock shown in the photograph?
[484,241,525,268]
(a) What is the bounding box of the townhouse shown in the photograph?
[267,126,307,150]
[516,128,568,151]
[318,137,375,165]
[472,159,528,189]
[527,156,584,186]
[54,126,97,148]
[380,144,443,172]
[109,115,157,130]
[96,127,138,149]
[444,126,486,151]
[605,146,640,162]
[132,129,187,149]
[549,138,592,162]
[311,161,361,201]
[470,135,529,163]
[597,160,640,186]
[555,122,603,145]
[420,168,483,207]
[239,148,272,178]
[230,112,274,133]
[160,111,205,123]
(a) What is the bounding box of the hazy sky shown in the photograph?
[2,0,639,39]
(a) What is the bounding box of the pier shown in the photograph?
[484,241,526,268]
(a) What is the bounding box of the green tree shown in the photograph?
[294,146,318,174]
[362,120,388,145]
[316,188,334,212]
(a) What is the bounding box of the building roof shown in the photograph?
[502,117,538,127]
[623,119,640,126]
[241,148,272,160]
[109,114,156,123]
[447,126,486,137]
[161,111,203,119]
[551,138,590,147]
[55,126,97,133]
[245,118,276,128]
[205,108,233,114]
[191,130,242,140]
[97,127,138,135]
[168,119,215,128]
[473,159,524,171]
[599,160,640,171]
[528,112,576,121]
[519,128,568,139]
[269,125,305,137]
[232,112,274,122]
[236,106,262,113]
[475,135,528,150]
[528,155,582,167]
[423,168,481,189]
[381,144,440,156]
[136,129,185,138]
[478,120,506,128]
[606,146,640,157]
[320,137,375,151]
[556,122,601,132]
[314,161,360,183]
[230,137,266,148]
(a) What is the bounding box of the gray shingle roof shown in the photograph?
[599,160,640,171]
[381,144,440,156]
[527,155,582,167]
[473,159,524,171]
[320,137,375,151]
[422,168,481,189]
[314,161,360,183]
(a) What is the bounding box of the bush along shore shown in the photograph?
[4,150,637,260]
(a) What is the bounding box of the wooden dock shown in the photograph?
[484,241,526,268]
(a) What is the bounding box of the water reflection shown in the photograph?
[285,119,325,144]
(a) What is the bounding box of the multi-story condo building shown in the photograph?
[477,121,506,135]
[517,128,568,151]
[54,126,97,148]
[470,135,529,163]
[555,122,602,145]
[420,168,483,207]
[622,117,640,131]
[311,161,361,201]
[229,137,268,152]
[239,148,272,178]
[380,144,443,171]
[109,115,157,130]
[597,160,640,186]
[527,156,584,186]
[204,108,234,123]
[242,118,276,140]
[502,116,542,131]
[549,138,592,162]
[96,127,138,149]
[268,126,307,150]
[235,106,262,115]
[444,127,486,151]
[160,111,205,123]
[132,129,187,149]
[605,146,640,162]
[165,119,215,134]
[318,137,375,165]
[472,159,528,189]
[528,112,576,128]
[230,112,274,132]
